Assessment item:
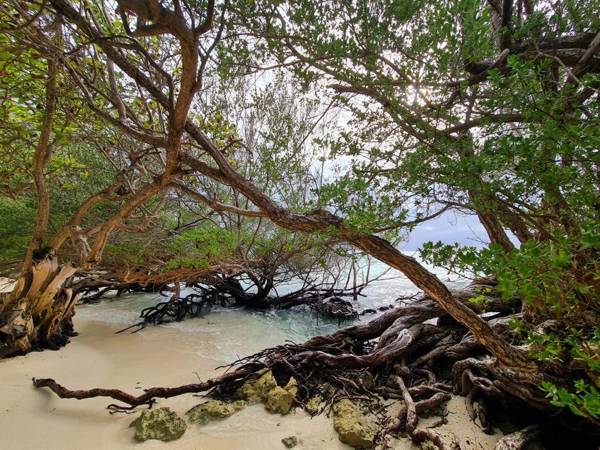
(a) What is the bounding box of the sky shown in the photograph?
[401,210,490,252]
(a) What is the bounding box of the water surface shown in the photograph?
[78,258,466,361]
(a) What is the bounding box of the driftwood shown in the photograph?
[33,361,264,412]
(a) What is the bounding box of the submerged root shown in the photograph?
[117,289,234,333]
[116,284,369,333]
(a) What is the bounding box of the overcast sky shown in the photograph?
[400,211,490,252]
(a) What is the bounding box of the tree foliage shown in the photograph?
[1,0,599,429]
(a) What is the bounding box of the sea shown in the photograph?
[77,254,468,361]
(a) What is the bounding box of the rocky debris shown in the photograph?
[420,441,438,450]
[361,304,396,315]
[129,407,187,442]
[236,369,278,403]
[186,399,245,425]
[332,399,376,449]
[282,436,299,448]
[236,370,298,415]
[495,425,543,450]
[265,386,294,414]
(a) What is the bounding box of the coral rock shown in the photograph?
[236,370,278,403]
[332,399,376,449]
[186,399,245,425]
[282,436,299,448]
[130,407,187,442]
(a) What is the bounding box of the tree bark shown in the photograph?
[21,31,60,274]
[0,257,78,357]
[48,0,535,373]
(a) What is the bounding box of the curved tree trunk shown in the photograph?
[0,256,78,358]
[0,18,79,358]
[178,148,536,372]
[477,211,515,252]
[50,0,530,371]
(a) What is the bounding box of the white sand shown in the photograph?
[0,308,502,450]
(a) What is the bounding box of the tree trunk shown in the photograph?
[180,150,535,372]
[478,211,515,252]
[0,256,78,358]
[21,50,59,273]
[348,234,535,371]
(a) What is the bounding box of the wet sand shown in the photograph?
[0,306,502,449]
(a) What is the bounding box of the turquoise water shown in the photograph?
[77,258,466,360]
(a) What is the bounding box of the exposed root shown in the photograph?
[79,282,168,304]
[387,375,458,449]
[393,376,418,432]
[411,428,460,450]
[31,282,600,446]
[33,361,264,410]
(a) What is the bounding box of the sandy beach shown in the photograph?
[0,304,502,450]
